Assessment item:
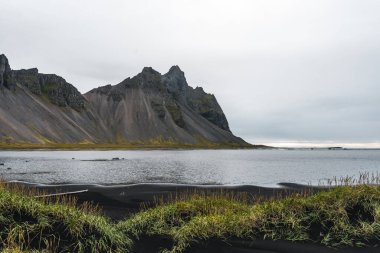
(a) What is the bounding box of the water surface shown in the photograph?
[0,150,379,186]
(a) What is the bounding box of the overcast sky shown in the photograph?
[1,0,379,147]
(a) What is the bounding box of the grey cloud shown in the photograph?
[1,0,379,146]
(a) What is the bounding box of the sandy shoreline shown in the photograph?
[11,182,380,253]
[14,182,319,219]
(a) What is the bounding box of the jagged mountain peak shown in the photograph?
[0,54,247,146]
[141,66,160,75]
[164,65,186,81]
[0,54,9,63]
[0,53,86,110]
[167,65,184,75]
[162,66,187,97]
[87,65,232,133]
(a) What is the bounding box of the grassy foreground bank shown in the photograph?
[0,183,131,253]
[1,182,380,252]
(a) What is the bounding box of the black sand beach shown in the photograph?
[15,182,326,219]
[11,181,380,253]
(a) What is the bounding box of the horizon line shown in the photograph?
[257,141,380,149]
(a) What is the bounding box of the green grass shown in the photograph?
[0,182,130,253]
[118,185,380,253]
[1,178,380,252]
[1,248,42,253]
[0,133,264,150]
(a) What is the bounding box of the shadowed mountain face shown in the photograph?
[0,54,247,145]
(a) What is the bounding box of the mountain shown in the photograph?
[0,54,248,147]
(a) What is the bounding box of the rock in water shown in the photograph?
[0,54,249,146]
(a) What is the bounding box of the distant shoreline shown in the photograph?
[0,142,271,150]
[2,143,380,150]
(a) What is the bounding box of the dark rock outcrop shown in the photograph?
[162,65,188,99]
[0,54,16,90]
[13,68,86,110]
[12,68,41,94]
[0,54,248,146]
[161,66,230,131]
[85,65,241,143]
[186,86,230,132]
[38,73,86,110]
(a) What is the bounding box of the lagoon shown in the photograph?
[0,149,379,186]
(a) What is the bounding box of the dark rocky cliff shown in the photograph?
[12,68,86,110]
[162,65,230,132]
[0,54,248,146]
[0,54,16,90]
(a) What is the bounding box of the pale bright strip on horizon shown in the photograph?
[259,142,380,149]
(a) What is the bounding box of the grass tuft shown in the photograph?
[118,184,380,253]
[0,181,131,253]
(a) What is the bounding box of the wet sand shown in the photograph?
[13,182,380,253]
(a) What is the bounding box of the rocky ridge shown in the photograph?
[0,54,248,146]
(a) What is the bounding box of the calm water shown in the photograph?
[0,150,379,187]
